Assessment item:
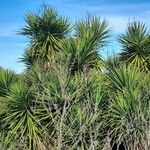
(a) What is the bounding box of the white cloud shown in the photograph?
[106,14,150,33]
[76,2,150,33]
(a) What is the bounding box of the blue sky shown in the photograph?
[0,0,150,72]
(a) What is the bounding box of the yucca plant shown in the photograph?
[0,81,47,150]
[20,5,70,68]
[75,16,110,48]
[105,65,150,150]
[60,16,110,75]
[119,21,150,72]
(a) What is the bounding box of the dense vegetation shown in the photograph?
[0,5,150,150]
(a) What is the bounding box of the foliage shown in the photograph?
[119,21,150,72]
[106,65,149,149]
[0,4,150,150]
[20,5,70,67]
[0,69,17,97]
[60,16,110,74]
